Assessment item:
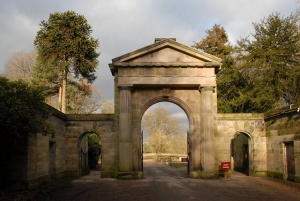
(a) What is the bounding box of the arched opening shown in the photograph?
[78,132,101,176]
[231,131,252,175]
[141,101,189,175]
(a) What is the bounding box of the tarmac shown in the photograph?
[35,158,300,201]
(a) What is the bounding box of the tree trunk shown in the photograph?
[61,68,67,113]
[58,86,62,111]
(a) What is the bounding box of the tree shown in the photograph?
[66,82,111,114]
[5,50,37,82]
[101,100,115,114]
[34,10,100,113]
[0,76,53,187]
[236,12,300,112]
[4,49,107,114]
[142,107,184,158]
[0,76,53,138]
[193,24,247,113]
[193,24,233,59]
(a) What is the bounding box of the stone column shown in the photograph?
[200,86,215,173]
[119,86,133,172]
[190,125,201,171]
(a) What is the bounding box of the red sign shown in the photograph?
[181,158,188,162]
[220,162,231,170]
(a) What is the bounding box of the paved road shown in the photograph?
[37,159,300,201]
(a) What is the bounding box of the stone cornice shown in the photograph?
[46,104,67,120]
[46,104,114,121]
[111,62,221,67]
[66,114,114,121]
[264,108,300,121]
[217,113,264,120]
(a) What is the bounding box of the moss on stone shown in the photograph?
[266,171,283,179]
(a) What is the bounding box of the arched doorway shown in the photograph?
[141,102,189,174]
[78,132,101,176]
[138,97,195,175]
[231,131,253,175]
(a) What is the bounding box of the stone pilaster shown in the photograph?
[200,86,216,173]
[119,86,133,172]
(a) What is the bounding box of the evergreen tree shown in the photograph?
[193,24,247,112]
[34,11,100,113]
[237,12,300,112]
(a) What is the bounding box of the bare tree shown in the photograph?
[67,82,112,114]
[142,107,185,158]
[101,100,114,114]
[5,50,37,82]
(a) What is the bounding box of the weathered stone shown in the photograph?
[6,38,300,190]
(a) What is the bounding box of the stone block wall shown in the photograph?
[265,109,300,180]
[216,113,266,175]
[15,103,300,189]
[27,109,67,189]
[25,107,115,189]
[65,114,115,177]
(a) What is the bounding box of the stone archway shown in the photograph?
[109,38,222,178]
[140,96,193,173]
[77,132,101,176]
[231,131,253,175]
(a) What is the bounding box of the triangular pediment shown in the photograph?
[125,47,209,63]
[109,38,222,75]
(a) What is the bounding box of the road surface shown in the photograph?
[36,159,300,201]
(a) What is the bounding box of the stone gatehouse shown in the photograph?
[5,38,300,189]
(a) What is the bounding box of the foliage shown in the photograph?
[193,24,233,59]
[88,133,101,169]
[143,142,152,153]
[34,10,100,112]
[193,24,245,113]
[195,12,300,113]
[4,49,108,114]
[31,55,60,97]
[0,76,54,188]
[236,12,300,112]
[0,76,53,138]
[142,107,185,157]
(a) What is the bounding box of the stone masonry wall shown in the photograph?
[23,104,300,189]
[216,113,266,175]
[27,108,67,189]
[265,109,300,181]
[26,106,115,189]
[65,114,115,177]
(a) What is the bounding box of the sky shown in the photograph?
[0,0,299,124]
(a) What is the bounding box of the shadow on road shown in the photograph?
[17,159,300,201]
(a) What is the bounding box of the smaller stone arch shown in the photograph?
[77,132,101,176]
[231,131,253,176]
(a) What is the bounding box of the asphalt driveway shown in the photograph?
[35,159,300,201]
